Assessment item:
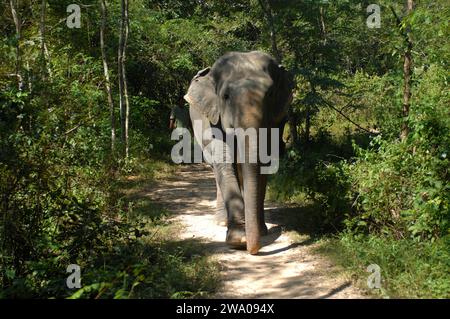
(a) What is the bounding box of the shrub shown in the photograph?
[346,65,450,240]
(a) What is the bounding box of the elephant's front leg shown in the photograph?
[236,163,268,236]
[213,162,246,248]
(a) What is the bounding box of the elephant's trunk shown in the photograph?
[242,161,261,255]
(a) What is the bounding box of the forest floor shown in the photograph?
[130,163,368,299]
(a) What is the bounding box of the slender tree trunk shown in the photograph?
[40,0,45,72]
[319,6,327,39]
[258,0,298,147]
[122,0,130,158]
[304,107,311,144]
[10,0,23,90]
[118,0,130,157]
[258,0,281,63]
[100,0,116,153]
[118,15,124,144]
[26,60,31,92]
[39,0,52,79]
[287,108,298,146]
[400,0,414,141]
[258,0,301,148]
[304,82,317,145]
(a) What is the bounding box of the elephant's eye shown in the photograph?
[223,93,230,100]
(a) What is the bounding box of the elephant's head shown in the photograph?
[184,51,293,254]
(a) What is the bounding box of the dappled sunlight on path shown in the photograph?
[144,164,365,299]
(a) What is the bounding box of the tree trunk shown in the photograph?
[258,0,282,63]
[40,0,45,74]
[319,6,327,40]
[39,0,52,79]
[304,82,316,145]
[100,0,116,152]
[10,0,23,90]
[304,107,311,144]
[400,0,413,141]
[118,17,124,144]
[122,0,130,158]
[287,107,298,146]
[118,0,130,157]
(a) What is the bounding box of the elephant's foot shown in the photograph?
[226,227,246,249]
[214,210,228,227]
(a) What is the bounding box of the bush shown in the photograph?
[268,132,354,232]
[347,65,450,240]
[0,88,129,296]
[317,233,450,298]
[0,77,212,298]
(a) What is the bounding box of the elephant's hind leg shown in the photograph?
[257,174,268,236]
[214,178,227,226]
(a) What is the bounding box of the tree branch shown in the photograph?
[64,123,83,135]
[322,99,380,134]
[257,0,282,63]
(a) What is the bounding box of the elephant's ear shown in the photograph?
[184,67,220,125]
[267,63,295,124]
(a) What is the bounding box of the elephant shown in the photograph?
[184,51,294,255]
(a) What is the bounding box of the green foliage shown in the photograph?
[268,132,355,232]
[316,233,450,298]
[65,237,220,299]
[268,0,449,297]
[0,0,221,296]
[347,65,450,240]
[1,0,449,299]
[1,82,124,297]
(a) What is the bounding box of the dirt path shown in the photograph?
[145,164,366,299]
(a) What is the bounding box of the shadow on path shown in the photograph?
[132,163,364,299]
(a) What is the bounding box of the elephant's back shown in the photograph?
[211,51,277,83]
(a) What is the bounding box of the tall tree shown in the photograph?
[258,0,281,63]
[401,0,414,141]
[100,0,116,152]
[9,0,23,90]
[39,0,52,79]
[391,0,414,141]
[118,0,130,157]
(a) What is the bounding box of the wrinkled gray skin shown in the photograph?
[184,51,293,254]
